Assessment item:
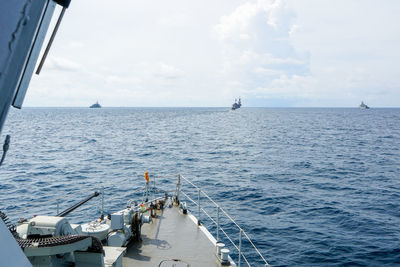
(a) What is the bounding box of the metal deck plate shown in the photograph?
[123,205,231,267]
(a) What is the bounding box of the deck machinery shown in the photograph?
[7,176,238,267]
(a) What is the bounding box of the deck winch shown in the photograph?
[80,220,110,241]
[107,205,152,247]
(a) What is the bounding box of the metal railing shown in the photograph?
[177,174,269,267]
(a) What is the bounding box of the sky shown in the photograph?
[25,0,400,107]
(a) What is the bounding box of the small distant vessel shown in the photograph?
[359,101,370,109]
[231,97,242,110]
[89,101,101,108]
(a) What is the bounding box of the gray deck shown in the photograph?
[123,205,233,267]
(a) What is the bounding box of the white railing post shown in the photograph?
[101,186,104,217]
[153,174,156,201]
[56,199,59,215]
[239,229,242,267]
[197,189,201,225]
[145,180,149,201]
[216,206,220,242]
[176,174,181,201]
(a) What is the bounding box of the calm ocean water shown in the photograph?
[1,107,400,266]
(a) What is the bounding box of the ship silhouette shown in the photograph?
[90,101,101,108]
[359,101,370,109]
[231,97,242,110]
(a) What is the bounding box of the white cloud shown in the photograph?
[152,62,184,80]
[214,0,309,100]
[66,41,85,49]
[215,2,258,40]
[45,56,83,72]
[253,67,284,76]
[104,75,141,85]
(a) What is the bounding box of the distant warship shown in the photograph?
[231,97,242,110]
[359,101,370,109]
[90,101,101,108]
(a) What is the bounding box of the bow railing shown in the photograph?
[177,174,269,267]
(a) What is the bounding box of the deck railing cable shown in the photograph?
[179,174,270,267]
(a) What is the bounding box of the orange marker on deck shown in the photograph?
[145,171,149,183]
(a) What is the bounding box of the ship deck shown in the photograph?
[122,204,235,267]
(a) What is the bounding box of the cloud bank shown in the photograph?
[214,0,310,105]
[24,0,400,107]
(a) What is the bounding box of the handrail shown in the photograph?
[179,174,270,267]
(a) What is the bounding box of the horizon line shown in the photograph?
[19,106,400,109]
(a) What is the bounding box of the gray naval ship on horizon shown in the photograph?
[0,0,268,266]
[231,98,242,110]
[90,101,102,108]
[359,101,370,109]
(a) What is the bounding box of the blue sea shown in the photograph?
[1,107,400,266]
